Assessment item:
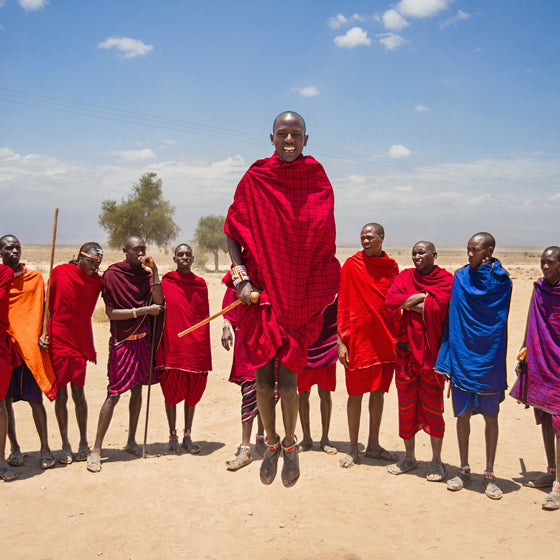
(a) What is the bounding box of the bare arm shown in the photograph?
[140,256,163,305]
[105,303,163,321]
[400,292,426,315]
[337,333,349,368]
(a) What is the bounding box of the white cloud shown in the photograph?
[415,104,431,112]
[378,33,409,51]
[348,174,367,184]
[389,145,412,158]
[18,0,48,11]
[328,14,348,30]
[97,36,153,59]
[396,0,452,19]
[290,86,319,97]
[395,185,414,192]
[334,27,371,48]
[383,9,410,31]
[105,149,156,162]
[440,9,470,29]
[161,139,180,146]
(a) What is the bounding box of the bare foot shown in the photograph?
[59,446,73,465]
[281,438,300,487]
[320,440,338,455]
[426,462,446,482]
[339,452,358,468]
[0,461,17,481]
[181,435,200,454]
[124,443,142,457]
[364,446,399,462]
[8,449,23,467]
[387,458,419,475]
[40,452,55,469]
[297,439,313,453]
[76,443,90,462]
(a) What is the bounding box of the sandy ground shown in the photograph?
[2,245,558,560]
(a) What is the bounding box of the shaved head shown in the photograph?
[272,111,306,134]
[413,240,436,253]
[174,243,192,255]
[0,234,18,250]
[543,246,560,263]
[470,232,496,251]
[362,223,384,236]
[124,235,144,249]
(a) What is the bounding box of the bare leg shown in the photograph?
[298,389,312,450]
[318,387,336,453]
[225,415,255,471]
[0,400,17,480]
[182,404,199,453]
[387,435,418,475]
[5,397,21,460]
[456,411,471,468]
[542,435,560,510]
[255,413,266,455]
[90,394,120,456]
[70,384,88,457]
[541,420,557,470]
[365,390,385,455]
[241,416,255,447]
[29,400,54,468]
[277,363,299,486]
[341,393,363,466]
[256,360,281,484]
[165,404,177,434]
[126,384,142,450]
[55,385,72,460]
[483,413,499,473]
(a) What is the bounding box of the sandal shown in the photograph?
[59,449,73,465]
[168,434,180,455]
[225,445,252,471]
[40,452,55,469]
[447,466,471,492]
[86,453,102,473]
[281,436,300,487]
[76,444,90,462]
[182,435,200,454]
[528,467,556,489]
[260,434,281,485]
[8,450,24,467]
[542,481,560,511]
[482,470,503,500]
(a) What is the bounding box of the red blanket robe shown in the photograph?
[0,264,20,382]
[48,263,102,362]
[224,153,340,374]
[6,265,57,401]
[156,271,212,373]
[385,266,453,370]
[338,251,399,370]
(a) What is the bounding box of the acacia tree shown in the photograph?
[98,172,180,247]
[193,215,228,271]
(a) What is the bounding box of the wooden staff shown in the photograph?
[42,207,59,337]
[143,313,158,459]
[178,291,260,338]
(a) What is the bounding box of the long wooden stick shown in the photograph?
[42,207,59,336]
[178,292,260,338]
[143,314,158,458]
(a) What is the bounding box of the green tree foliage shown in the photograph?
[98,172,180,248]
[193,215,228,271]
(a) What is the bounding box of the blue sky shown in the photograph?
[1,0,559,249]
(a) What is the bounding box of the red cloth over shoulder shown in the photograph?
[156,271,212,372]
[224,154,340,374]
[48,263,102,361]
[0,264,20,377]
[338,251,399,370]
[385,266,452,369]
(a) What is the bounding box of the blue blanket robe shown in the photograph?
[435,259,511,394]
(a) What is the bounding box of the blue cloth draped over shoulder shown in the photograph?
[435,259,512,394]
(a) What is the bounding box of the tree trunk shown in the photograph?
[214,250,219,272]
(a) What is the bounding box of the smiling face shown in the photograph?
[360,225,384,257]
[123,236,146,267]
[412,241,436,275]
[174,244,194,274]
[270,113,308,163]
[0,236,22,271]
[467,235,494,269]
[540,247,560,286]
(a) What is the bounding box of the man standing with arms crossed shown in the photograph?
[224,111,340,486]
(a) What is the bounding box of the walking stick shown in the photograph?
[142,314,158,459]
[42,207,59,338]
[177,291,260,337]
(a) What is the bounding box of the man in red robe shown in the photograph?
[87,235,163,473]
[156,244,212,455]
[385,241,452,481]
[224,111,340,486]
[0,262,19,480]
[0,234,57,470]
[45,242,103,464]
[337,223,399,468]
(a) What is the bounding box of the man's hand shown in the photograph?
[222,324,233,351]
[143,304,164,316]
[139,256,157,271]
[38,334,49,351]
[236,281,260,305]
[337,340,349,368]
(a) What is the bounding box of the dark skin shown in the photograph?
[0,236,54,469]
[164,245,200,453]
[224,113,308,485]
[518,248,560,495]
[337,225,393,466]
[390,241,444,478]
[456,234,498,476]
[40,248,103,462]
[88,237,163,470]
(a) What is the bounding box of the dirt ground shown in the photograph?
[2,245,558,560]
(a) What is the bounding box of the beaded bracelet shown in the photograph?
[151,281,161,287]
[132,308,137,319]
[231,265,250,287]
